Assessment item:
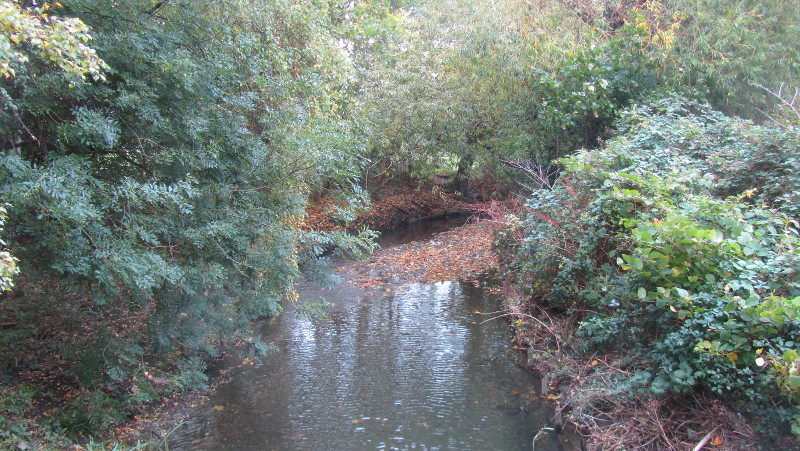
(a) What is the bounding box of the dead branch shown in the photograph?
[692,427,718,451]
[498,158,560,190]
[755,82,800,128]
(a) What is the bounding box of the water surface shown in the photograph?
[172,224,579,450]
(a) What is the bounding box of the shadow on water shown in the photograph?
[170,219,582,451]
[376,214,472,248]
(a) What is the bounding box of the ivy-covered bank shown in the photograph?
[497,96,800,448]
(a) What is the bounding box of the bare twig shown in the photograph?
[755,82,800,128]
[692,427,718,451]
[498,158,561,191]
[478,310,561,352]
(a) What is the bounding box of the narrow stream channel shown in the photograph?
[171,221,580,450]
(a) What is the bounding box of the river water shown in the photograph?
[171,221,580,450]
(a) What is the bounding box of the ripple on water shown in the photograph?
[170,278,577,451]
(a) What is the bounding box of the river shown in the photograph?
[171,220,580,450]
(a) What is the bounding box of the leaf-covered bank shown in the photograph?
[303,178,468,233]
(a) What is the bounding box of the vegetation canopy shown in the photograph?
[0,0,798,447]
[0,0,378,441]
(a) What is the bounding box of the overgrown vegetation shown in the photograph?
[2,0,799,447]
[0,0,380,445]
[498,96,800,447]
[358,0,799,196]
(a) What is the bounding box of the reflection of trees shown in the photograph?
[206,278,534,448]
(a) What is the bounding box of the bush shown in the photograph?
[0,0,375,435]
[514,96,800,434]
[0,205,17,291]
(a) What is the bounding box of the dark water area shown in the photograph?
[170,220,580,451]
[376,213,472,247]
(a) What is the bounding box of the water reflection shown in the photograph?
[173,277,577,450]
[376,215,470,247]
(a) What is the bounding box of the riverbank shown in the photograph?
[304,180,470,233]
[497,279,766,450]
[492,221,800,450]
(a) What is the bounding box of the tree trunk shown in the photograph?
[450,153,473,200]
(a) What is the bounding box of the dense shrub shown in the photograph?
[0,205,17,291]
[514,97,800,434]
[0,0,375,433]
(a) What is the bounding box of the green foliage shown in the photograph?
[0,204,16,290]
[359,0,669,188]
[615,97,800,217]
[0,385,36,414]
[667,0,800,117]
[494,30,660,165]
[0,1,107,80]
[514,97,800,434]
[361,0,800,190]
[0,0,378,436]
[55,390,128,435]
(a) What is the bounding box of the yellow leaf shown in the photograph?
[727,352,738,366]
[711,436,723,446]
[214,405,224,411]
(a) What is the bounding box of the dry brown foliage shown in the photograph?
[343,220,500,285]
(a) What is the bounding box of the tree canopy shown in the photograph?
[1,0,799,445]
[1,0,380,433]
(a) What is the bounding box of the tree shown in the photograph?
[666,0,800,117]
[360,0,800,193]
[0,0,374,429]
[0,1,106,80]
[0,0,108,295]
[357,0,645,192]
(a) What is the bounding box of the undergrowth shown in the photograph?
[496,96,800,449]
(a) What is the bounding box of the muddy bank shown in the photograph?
[345,220,500,285]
